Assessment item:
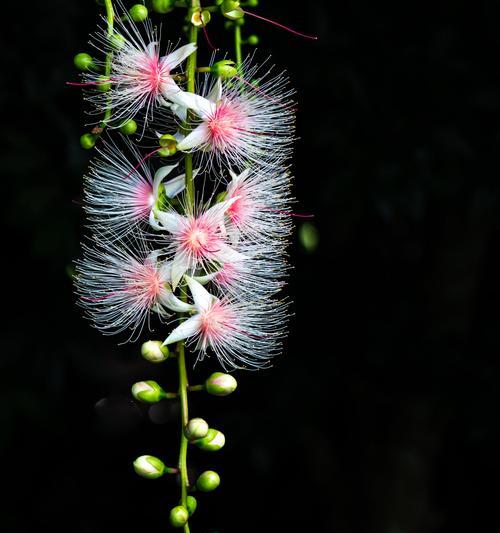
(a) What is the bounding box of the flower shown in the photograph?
[151,197,246,289]
[175,59,295,171]
[75,238,193,340]
[84,138,179,240]
[162,276,287,369]
[85,13,196,124]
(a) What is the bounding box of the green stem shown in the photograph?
[234,24,243,67]
[176,5,200,531]
[101,0,115,128]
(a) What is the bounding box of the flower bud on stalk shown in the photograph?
[158,134,178,157]
[196,471,221,492]
[129,4,148,22]
[131,381,165,403]
[186,495,197,516]
[194,428,225,452]
[141,340,170,363]
[185,418,209,441]
[211,60,238,79]
[221,0,244,20]
[205,372,238,396]
[74,52,96,72]
[133,455,165,479]
[191,9,211,28]
[169,505,189,528]
[152,0,175,14]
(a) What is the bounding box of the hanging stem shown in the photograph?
[101,0,115,128]
[234,24,243,67]
[177,3,200,531]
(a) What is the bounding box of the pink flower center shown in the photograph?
[129,51,170,97]
[199,301,233,343]
[215,263,236,288]
[180,217,220,258]
[125,261,163,304]
[207,101,247,150]
[227,185,252,226]
[133,181,155,218]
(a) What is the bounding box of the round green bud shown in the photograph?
[110,32,126,50]
[73,52,94,72]
[196,470,220,492]
[131,380,164,403]
[299,222,319,253]
[186,495,197,516]
[152,0,174,14]
[234,16,245,26]
[224,21,234,30]
[80,133,97,150]
[133,455,165,479]
[141,340,170,363]
[205,372,238,396]
[158,134,178,156]
[246,0,259,6]
[221,0,244,20]
[129,4,149,22]
[195,428,225,452]
[191,9,211,27]
[119,119,138,136]
[96,75,111,92]
[169,506,189,528]
[185,418,209,441]
[211,60,237,79]
[247,34,259,46]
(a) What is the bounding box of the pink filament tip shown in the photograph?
[203,26,218,52]
[243,10,318,41]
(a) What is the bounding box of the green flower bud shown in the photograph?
[80,133,97,150]
[133,455,165,479]
[96,75,111,92]
[211,60,237,79]
[73,52,95,72]
[247,34,259,46]
[299,222,319,253]
[185,418,209,441]
[186,495,197,516]
[246,0,259,6]
[110,32,126,50]
[215,0,224,5]
[196,470,220,492]
[129,4,149,22]
[191,9,211,28]
[195,428,225,452]
[224,21,234,30]
[131,380,164,403]
[141,340,170,363]
[205,372,238,396]
[169,506,189,528]
[158,134,178,156]
[120,119,137,136]
[234,16,245,26]
[152,0,175,14]
[221,0,244,20]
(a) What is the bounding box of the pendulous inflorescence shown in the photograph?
[71,0,315,530]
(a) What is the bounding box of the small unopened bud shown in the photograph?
[185,418,209,441]
[152,0,175,14]
[205,372,238,396]
[96,75,111,92]
[158,134,178,157]
[133,455,165,479]
[211,60,237,79]
[246,0,259,6]
[141,340,170,363]
[221,0,244,20]
[191,9,211,28]
[247,34,259,46]
[73,53,95,72]
[129,4,149,22]
[196,470,220,492]
[110,32,126,50]
[186,495,197,516]
[120,119,137,136]
[80,133,97,150]
[169,505,189,528]
[131,380,164,403]
[195,428,225,452]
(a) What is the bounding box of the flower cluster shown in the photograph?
[75,4,295,370]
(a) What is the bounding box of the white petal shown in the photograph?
[168,91,215,118]
[163,315,202,345]
[162,43,197,70]
[171,253,191,290]
[155,211,183,233]
[215,243,246,263]
[185,276,217,312]
[159,291,195,313]
[205,195,240,224]
[192,272,217,284]
[164,168,199,198]
[153,164,177,197]
[207,78,222,103]
[149,210,164,231]
[177,124,210,151]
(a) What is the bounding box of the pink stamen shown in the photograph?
[233,75,297,113]
[66,80,111,87]
[262,207,314,218]
[125,147,163,180]
[243,10,318,41]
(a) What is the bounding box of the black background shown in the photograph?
[2,1,500,532]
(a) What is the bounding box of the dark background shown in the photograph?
[2,1,500,531]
